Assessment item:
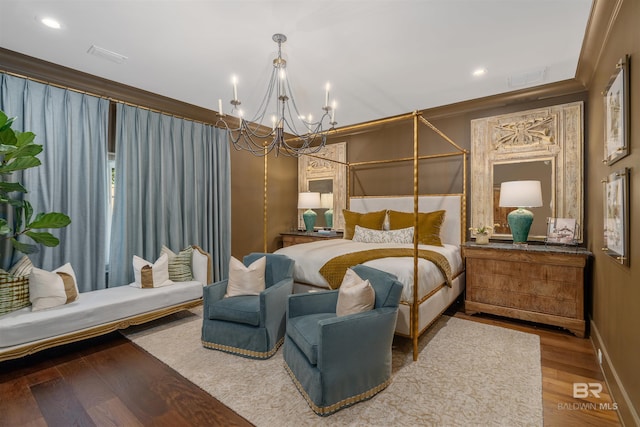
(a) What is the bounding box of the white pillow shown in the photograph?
[225,256,266,298]
[131,253,174,288]
[29,264,79,311]
[191,245,211,285]
[336,268,375,317]
[352,225,414,244]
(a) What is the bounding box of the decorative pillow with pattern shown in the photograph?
[160,245,194,282]
[336,268,375,317]
[342,209,387,240]
[352,225,414,244]
[8,255,34,277]
[29,264,80,312]
[131,254,174,288]
[0,269,30,316]
[225,256,266,298]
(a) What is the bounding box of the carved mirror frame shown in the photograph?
[470,102,584,242]
[298,142,347,230]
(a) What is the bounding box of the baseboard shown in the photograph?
[591,320,640,427]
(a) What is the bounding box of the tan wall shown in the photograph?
[583,0,640,423]
[230,149,297,258]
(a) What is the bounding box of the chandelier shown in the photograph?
[216,33,337,157]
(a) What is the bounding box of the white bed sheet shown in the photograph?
[275,239,462,302]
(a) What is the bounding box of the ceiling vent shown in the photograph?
[507,67,547,88]
[87,45,128,64]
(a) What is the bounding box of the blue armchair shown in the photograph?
[201,253,294,359]
[283,264,403,416]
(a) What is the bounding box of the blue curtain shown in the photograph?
[0,74,110,291]
[109,103,231,286]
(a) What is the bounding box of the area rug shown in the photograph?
[124,307,543,426]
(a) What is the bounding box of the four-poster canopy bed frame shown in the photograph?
[265,111,468,360]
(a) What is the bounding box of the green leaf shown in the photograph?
[28,212,71,229]
[14,131,36,147]
[23,201,33,226]
[0,156,41,174]
[0,218,10,235]
[25,231,60,247]
[11,238,38,254]
[3,143,43,162]
[0,112,14,132]
[0,127,17,146]
[0,181,27,193]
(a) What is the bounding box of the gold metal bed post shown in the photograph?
[263,144,268,253]
[412,112,420,361]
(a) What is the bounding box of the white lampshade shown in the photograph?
[499,180,543,208]
[298,192,321,209]
[320,193,334,209]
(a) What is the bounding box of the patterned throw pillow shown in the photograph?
[8,256,34,277]
[352,225,414,244]
[160,245,194,282]
[0,269,30,316]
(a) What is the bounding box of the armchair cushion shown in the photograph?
[225,256,266,297]
[336,268,375,317]
[287,312,336,365]
[208,295,260,326]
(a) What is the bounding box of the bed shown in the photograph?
[276,194,466,359]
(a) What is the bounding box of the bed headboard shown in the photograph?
[349,195,463,246]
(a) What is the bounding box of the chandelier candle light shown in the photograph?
[498,180,543,244]
[298,192,321,232]
[217,33,337,157]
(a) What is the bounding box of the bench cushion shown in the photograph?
[0,281,202,348]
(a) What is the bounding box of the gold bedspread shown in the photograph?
[319,248,453,290]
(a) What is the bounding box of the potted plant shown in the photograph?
[0,110,71,256]
[469,224,499,245]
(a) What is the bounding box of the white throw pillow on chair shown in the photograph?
[225,256,266,298]
[336,268,375,317]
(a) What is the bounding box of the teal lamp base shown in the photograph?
[303,209,317,232]
[507,207,534,244]
[324,209,333,229]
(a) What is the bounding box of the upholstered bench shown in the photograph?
[0,246,211,362]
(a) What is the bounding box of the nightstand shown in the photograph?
[280,231,343,247]
[462,242,591,337]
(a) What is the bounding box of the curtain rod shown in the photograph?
[0,69,219,128]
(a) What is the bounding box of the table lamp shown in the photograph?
[320,192,334,228]
[498,180,543,244]
[298,192,321,232]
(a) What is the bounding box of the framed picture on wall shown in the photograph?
[546,218,577,245]
[603,55,629,166]
[603,168,630,266]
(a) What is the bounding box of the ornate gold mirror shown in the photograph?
[470,102,583,242]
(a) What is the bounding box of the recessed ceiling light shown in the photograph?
[40,17,61,29]
[472,68,487,77]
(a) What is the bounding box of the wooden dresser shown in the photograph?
[280,231,343,247]
[462,242,591,337]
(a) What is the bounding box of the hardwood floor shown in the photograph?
[1,310,621,426]
[0,334,252,427]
